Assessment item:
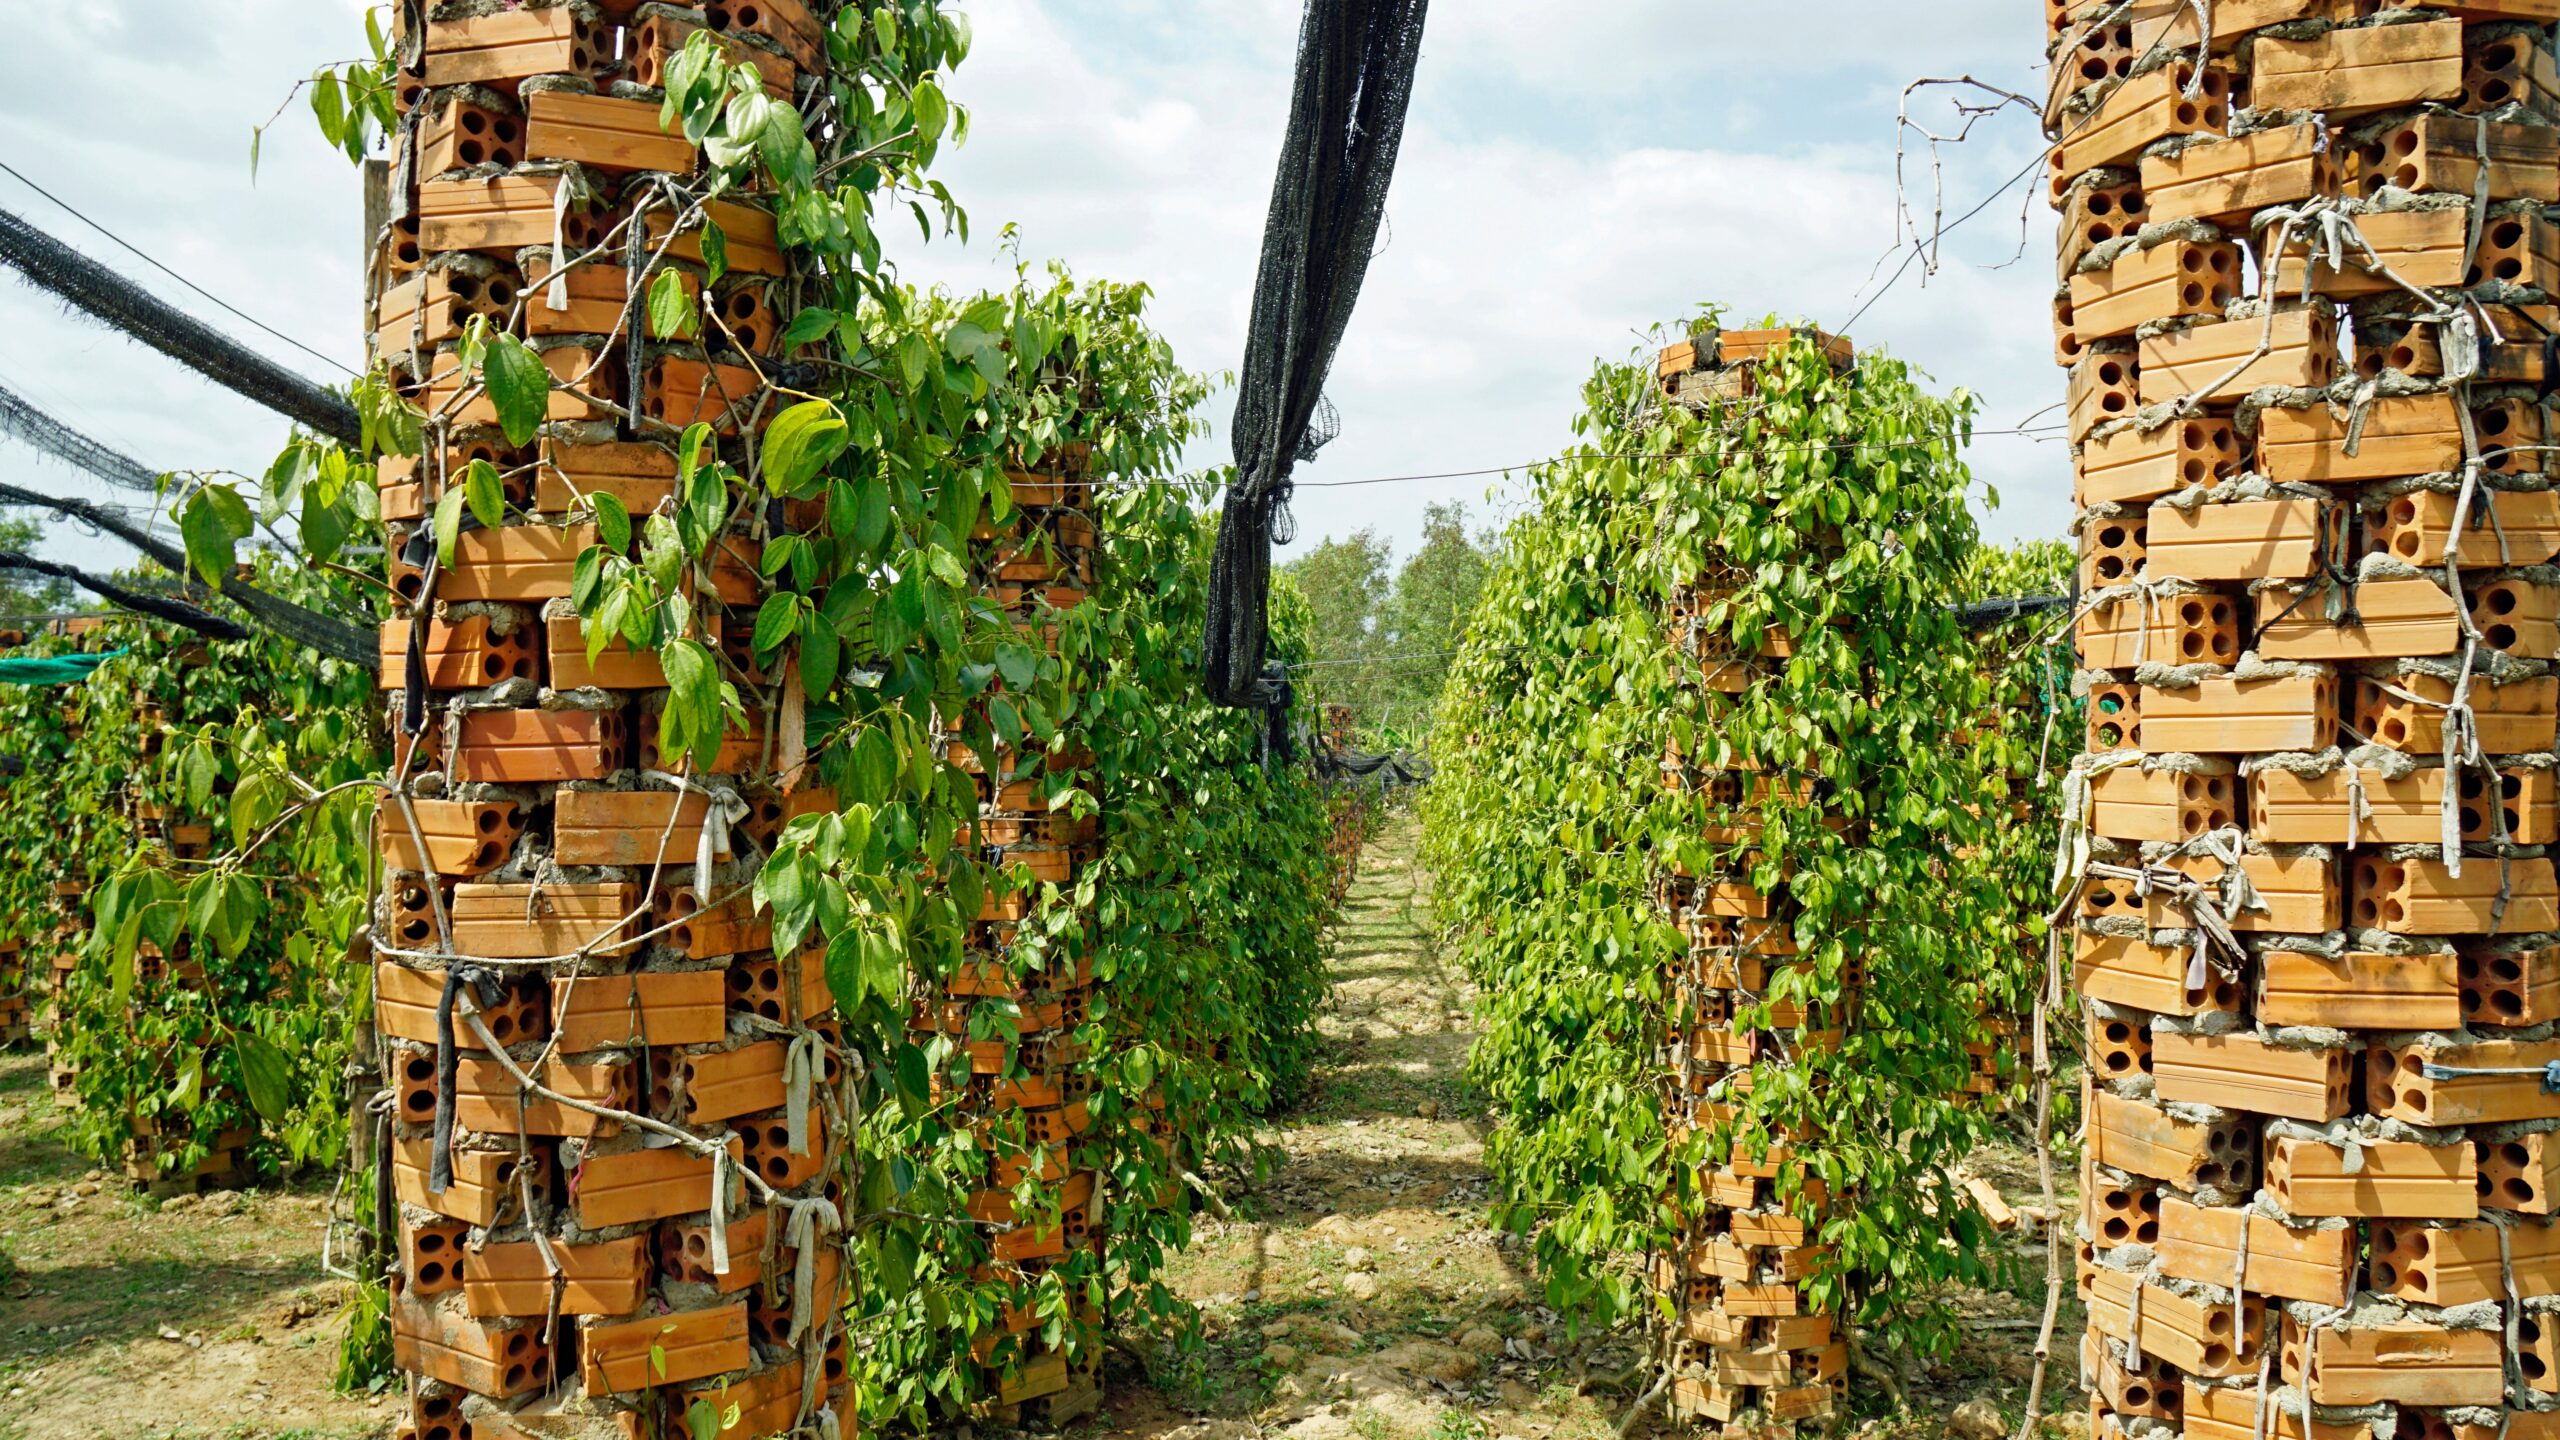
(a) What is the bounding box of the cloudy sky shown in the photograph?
[0,0,2063,585]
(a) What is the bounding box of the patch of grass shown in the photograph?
[1429,1411,1489,1440]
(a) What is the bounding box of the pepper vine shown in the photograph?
[187,2,1339,1420]
[1421,319,2048,1372]
[0,560,380,1182]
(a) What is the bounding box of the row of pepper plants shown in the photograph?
[1420,321,2073,1391]
[0,556,380,1181]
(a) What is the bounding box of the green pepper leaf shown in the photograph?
[481,333,552,447]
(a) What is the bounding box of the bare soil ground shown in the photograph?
[0,810,2081,1440]
[1083,810,2089,1440]
[0,1054,387,1440]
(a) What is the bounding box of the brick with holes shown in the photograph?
[391,1135,549,1228]
[2088,763,2239,844]
[2343,110,2558,199]
[548,969,727,1051]
[390,1293,553,1398]
[2153,1030,2355,1123]
[373,607,537,691]
[2350,854,2560,937]
[579,1302,751,1394]
[2076,415,2244,509]
[2084,1011,2153,1086]
[2354,671,2558,755]
[2050,63,2235,185]
[2138,306,2337,404]
[573,1137,740,1229]
[2370,1035,2560,1127]
[2137,671,2336,754]
[377,798,520,877]
[2080,1331,2181,1423]
[2253,766,2555,847]
[2075,585,2241,669]
[2365,487,2560,571]
[2255,574,2463,661]
[2461,942,2560,1028]
[2057,174,2146,285]
[2143,497,2347,582]
[2068,236,2243,342]
[400,1218,468,1297]
[2250,17,2464,115]
[2143,848,2340,934]
[446,881,638,960]
[2367,1215,2560,1306]
[660,1208,768,1293]
[2141,121,2339,225]
[2256,947,2462,1031]
[2280,1312,2503,1407]
[2267,1133,2478,1220]
[460,1234,650,1317]
[2088,1088,2258,1192]
[2478,1131,2560,1215]
[2074,929,2245,1016]
[2068,347,2138,443]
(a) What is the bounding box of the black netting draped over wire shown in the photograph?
[1312,741,1432,788]
[0,551,250,642]
[1203,0,1430,709]
[0,478,372,664]
[0,207,361,446]
[0,382,160,492]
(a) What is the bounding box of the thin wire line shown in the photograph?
[0,159,360,379]
[1838,143,2050,336]
[1289,644,1528,671]
[1138,422,2065,497]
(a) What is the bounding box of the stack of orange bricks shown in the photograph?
[42,875,84,1106]
[2055,2,2560,1435]
[0,935,26,1046]
[368,3,852,1438]
[1652,330,1855,1436]
[925,435,1109,1421]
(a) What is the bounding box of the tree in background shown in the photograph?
[1371,501,1494,735]
[1284,527,1392,697]
[0,513,76,618]
[1282,501,1495,743]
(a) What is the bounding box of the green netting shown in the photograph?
[0,649,123,684]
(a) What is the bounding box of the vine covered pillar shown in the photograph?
[366,1,849,1435]
[1654,328,1858,1434]
[2051,3,2560,1435]
[921,423,1109,1422]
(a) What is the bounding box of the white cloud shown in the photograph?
[0,1,2075,592]
[0,0,367,573]
[904,1,2072,562]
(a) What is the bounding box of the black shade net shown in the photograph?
[0,382,161,492]
[0,478,371,664]
[1951,592,2072,630]
[0,550,251,642]
[0,206,361,446]
[1204,0,1430,709]
[1312,741,1432,788]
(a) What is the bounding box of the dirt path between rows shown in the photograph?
[0,1055,385,1440]
[1093,808,1641,1440]
[1092,807,2078,1440]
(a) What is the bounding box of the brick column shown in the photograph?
[1655,328,1857,1435]
[2056,4,2560,1434]
[370,2,848,1436]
